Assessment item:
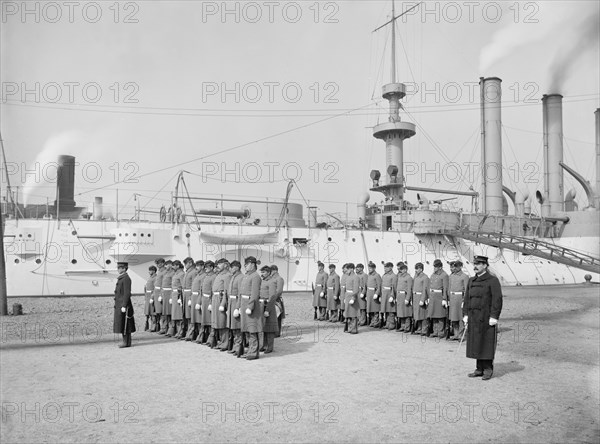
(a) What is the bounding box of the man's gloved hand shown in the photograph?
[195,303,201,310]
[264,311,270,317]
[150,299,154,304]
[169,298,172,304]
[442,300,448,308]
[188,300,192,306]
[489,317,498,326]
[158,296,162,302]
[320,291,325,298]
[463,315,468,325]
[405,299,409,306]
[219,306,225,312]
[245,308,252,315]
[208,304,212,311]
[233,309,240,318]
[419,301,424,307]
[121,307,126,313]
[360,293,365,299]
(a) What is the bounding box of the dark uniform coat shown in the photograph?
[190,271,205,324]
[170,269,185,321]
[312,270,328,308]
[113,272,136,334]
[428,269,449,318]
[413,273,430,322]
[227,271,244,329]
[183,267,198,319]
[326,272,341,310]
[381,271,397,314]
[201,272,216,325]
[271,272,286,332]
[356,271,367,310]
[152,267,165,313]
[396,272,413,317]
[144,274,156,316]
[366,271,382,313]
[211,270,231,328]
[261,276,279,333]
[463,271,503,360]
[240,271,262,333]
[449,271,469,321]
[161,269,174,316]
[344,272,360,317]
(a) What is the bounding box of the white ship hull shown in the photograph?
[4,216,598,297]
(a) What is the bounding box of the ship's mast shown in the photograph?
[370,1,417,207]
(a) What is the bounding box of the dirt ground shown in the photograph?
[1,284,599,443]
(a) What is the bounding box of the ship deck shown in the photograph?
[1,285,599,443]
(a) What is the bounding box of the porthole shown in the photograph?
[71,231,77,236]
[133,233,137,237]
[71,259,77,264]
[295,260,300,265]
[35,259,42,264]
[352,238,355,242]
[148,234,152,237]
[14,259,19,264]
[327,237,332,241]
[106,260,112,265]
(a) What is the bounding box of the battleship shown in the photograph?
[2,3,599,297]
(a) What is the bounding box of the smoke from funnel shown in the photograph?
[23,131,83,207]
[548,10,600,92]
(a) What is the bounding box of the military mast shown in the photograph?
[370,1,417,209]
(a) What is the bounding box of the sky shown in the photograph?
[1,0,599,221]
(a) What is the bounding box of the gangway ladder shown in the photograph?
[445,229,600,275]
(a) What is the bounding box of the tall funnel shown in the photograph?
[480,77,503,215]
[542,94,564,214]
[54,155,76,210]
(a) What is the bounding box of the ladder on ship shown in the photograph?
[445,229,600,274]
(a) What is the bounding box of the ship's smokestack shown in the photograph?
[307,206,318,228]
[542,94,564,214]
[595,108,600,209]
[93,197,103,220]
[54,155,76,210]
[480,77,503,215]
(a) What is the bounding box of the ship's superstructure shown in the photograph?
[2,6,599,297]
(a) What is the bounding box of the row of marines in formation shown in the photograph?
[311,259,469,338]
[143,256,285,360]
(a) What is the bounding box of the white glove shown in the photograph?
[188,300,192,306]
[442,300,447,308]
[461,302,464,309]
[264,311,270,317]
[405,299,409,306]
[419,301,424,307]
[360,293,365,299]
[178,299,182,305]
[426,299,430,305]
[219,306,225,312]
[195,303,201,310]
[373,294,379,300]
[319,291,325,297]
[463,315,468,324]
[169,298,172,304]
[334,296,339,300]
[388,296,394,303]
[489,317,498,326]
[121,307,126,313]
[208,304,212,311]
[158,296,162,302]
[149,299,154,304]
[245,308,251,315]
[233,309,240,318]
[349,299,354,305]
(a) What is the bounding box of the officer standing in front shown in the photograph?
[366,262,382,328]
[114,261,135,348]
[463,255,503,380]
